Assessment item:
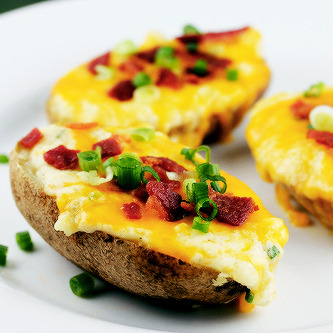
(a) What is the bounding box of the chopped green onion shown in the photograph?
[196,162,219,181]
[193,182,209,204]
[0,245,8,266]
[95,65,115,80]
[86,167,113,185]
[103,157,116,169]
[304,82,325,97]
[183,178,197,202]
[155,47,179,70]
[114,40,138,56]
[267,245,280,259]
[192,216,210,233]
[130,128,155,142]
[245,290,254,304]
[16,231,33,252]
[195,198,218,221]
[134,85,160,102]
[226,68,238,81]
[140,165,161,184]
[0,154,9,163]
[308,124,314,130]
[183,24,201,35]
[181,145,211,166]
[116,154,142,190]
[211,180,227,194]
[186,42,198,53]
[70,272,95,297]
[181,147,195,162]
[194,145,211,163]
[192,59,208,77]
[132,72,152,88]
[309,105,333,132]
[78,149,102,172]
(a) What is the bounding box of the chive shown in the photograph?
[70,272,95,297]
[192,59,208,77]
[155,47,179,70]
[0,154,9,163]
[226,68,238,81]
[192,216,210,233]
[0,245,8,266]
[304,82,325,97]
[194,145,211,164]
[132,72,152,88]
[16,231,33,252]
[196,162,219,181]
[103,157,116,169]
[140,165,161,184]
[131,128,155,142]
[267,245,280,259]
[183,24,201,35]
[183,178,197,203]
[245,290,254,304]
[181,145,211,166]
[116,154,142,190]
[181,147,196,163]
[195,198,218,222]
[78,149,102,172]
[193,182,209,204]
[211,180,227,194]
[114,40,138,56]
[186,42,198,53]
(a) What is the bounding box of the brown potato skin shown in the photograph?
[10,148,246,304]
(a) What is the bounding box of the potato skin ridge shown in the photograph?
[10,148,246,304]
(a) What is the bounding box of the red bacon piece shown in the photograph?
[119,60,143,75]
[176,34,202,45]
[122,202,142,219]
[210,192,259,226]
[136,48,158,63]
[87,52,110,75]
[146,181,184,221]
[156,68,182,89]
[202,27,249,41]
[134,183,149,203]
[43,145,79,170]
[307,129,333,148]
[108,80,136,101]
[290,99,316,119]
[19,128,43,149]
[65,122,98,130]
[92,137,123,158]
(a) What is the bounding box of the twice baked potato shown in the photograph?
[10,124,287,306]
[47,26,270,146]
[246,85,333,229]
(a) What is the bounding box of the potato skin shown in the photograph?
[10,148,246,304]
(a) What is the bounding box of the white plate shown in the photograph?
[0,0,333,332]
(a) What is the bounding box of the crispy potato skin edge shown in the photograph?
[9,148,246,304]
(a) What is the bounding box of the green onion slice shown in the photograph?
[267,245,280,259]
[130,128,155,142]
[194,145,211,164]
[181,145,211,166]
[16,231,33,252]
[193,181,209,204]
[309,105,333,132]
[78,148,102,172]
[192,216,210,233]
[116,154,142,190]
[155,47,179,70]
[183,24,201,35]
[192,59,208,77]
[195,198,218,221]
[132,72,152,88]
[181,147,195,162]
[245,290,254,304]
[186,42,198,53]
[95,65,115,80]
[70,272,95,297]
[0,244,8,266]
[304,82,325,98]
[0,154,9,164]
[183,178,197,202]
[140,166,161,184]
[196,162,219,180]
[226,68,238,81]
[114,40,138,56]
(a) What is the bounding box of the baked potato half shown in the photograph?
[47,26,270,147]
[10,124,287,306]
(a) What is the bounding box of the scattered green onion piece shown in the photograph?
[192,217,210,233]
[140,165,161,184]
[196,162,219,181]
[211,179,227,194]
[267,245,280,259]
[304,82,325,98]
[0,245,8,266]
[78,149,102,172]
[0,154,9,163]
[155,47,179,70]
[181,145,211,166]
[130,128,155,142]
[103,157,116,169]
[16,231,33,252]
[70,272,95,297]
[116,154,142,190]
[114,40,138,56]
[195,198,218,222]
[194,145,211,163]
[95,65,115,80]
[181,147,195,163]
[132,72,152,88]
[192,59,208,77]
[226,68,238,81]
[186,42,198,53]
[183,24,201,35]
[245,290,254,304]
[193,182,209,204]
[308,124,314,130]
[134,85,160,102]
[183,178,197,202]
[309,105,333,132]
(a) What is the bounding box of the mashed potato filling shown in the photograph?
[22,125,288,306]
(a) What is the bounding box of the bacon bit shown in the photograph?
[146,181,184,221]
[202,27,249,41]
[108,80,136,101]
[176,34,202,45]
[134,183,149,203]
[92,137,123,158]
[290,99,316,119]
[184,74,200,85]
[122,202,142,219]
[210,192,259,226]
[307,129,333,148]
[119,60,143,75]
[156,68,182,89]
[136,48,158,63]
[19,128,43,149]
[65,122,98,130]
[43,145,79,170]
[87,52,110,75]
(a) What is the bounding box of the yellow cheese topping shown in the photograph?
[48,28,270,146]
[21,125,288,306]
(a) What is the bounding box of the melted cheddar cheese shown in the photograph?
[18,125,288,306]
[47,28,270,147]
